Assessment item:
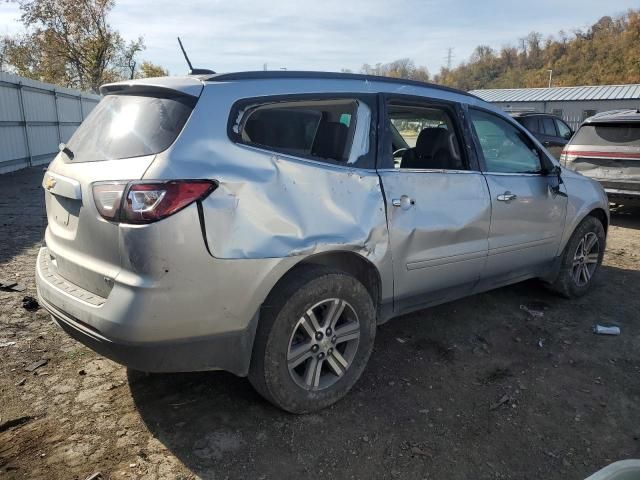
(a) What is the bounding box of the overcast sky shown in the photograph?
[0,0,636,76]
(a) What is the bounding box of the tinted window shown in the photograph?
[388,104,465,170]
[572,124,640,147]
[66,94,195,162]
[542,117,557,136]
[521,117,539,133]
[555,119,572,139]
[233,99,361,163]
[470,109,542,174]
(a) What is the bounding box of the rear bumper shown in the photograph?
[39,293,255,374]
[34,245,281,375]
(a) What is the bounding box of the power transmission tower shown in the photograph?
[444,48,454,70]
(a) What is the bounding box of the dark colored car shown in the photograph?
[562,109,640,207]
[512,112,574,159]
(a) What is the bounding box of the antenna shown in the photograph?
[177,37,215,75]
[177,37,194,72]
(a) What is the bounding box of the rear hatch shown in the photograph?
[43,81,201,298]
[562,122,640,191]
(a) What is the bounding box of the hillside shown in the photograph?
[434,9,640,90]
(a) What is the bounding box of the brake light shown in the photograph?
[559,150,567,165]
[92,180,216,224]
[93,182,127,221]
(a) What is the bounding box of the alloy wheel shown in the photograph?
[572,232,600,287]
[287,298,360,390]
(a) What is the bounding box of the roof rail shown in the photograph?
[203,70,478,99]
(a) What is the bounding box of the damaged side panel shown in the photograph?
[143,84,393,304]
[199,154,388,261]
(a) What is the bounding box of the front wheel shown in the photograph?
[548,216,606,298]
[249,265,376,413]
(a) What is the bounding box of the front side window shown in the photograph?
[230,98,371,165]
[469,109,542,174]
[387,103,466,170]
[542,117,557,136]
[555,119,572,139]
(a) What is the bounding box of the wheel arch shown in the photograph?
[267,251,383,312]
[587,207,608,234]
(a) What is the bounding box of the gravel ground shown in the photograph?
[1,167,639,480]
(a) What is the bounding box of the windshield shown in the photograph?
[66,93,196,162]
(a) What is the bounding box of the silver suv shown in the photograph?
[36,71,609,413]
[562,109,640,206]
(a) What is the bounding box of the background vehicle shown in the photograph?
[561,109,640,206]
[36,71,609,413]
[512,112,574,159]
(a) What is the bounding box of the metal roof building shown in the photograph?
[470,84,640,129]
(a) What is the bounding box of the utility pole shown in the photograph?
[547,69,553,88]
[444,48,454,70]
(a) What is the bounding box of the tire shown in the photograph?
[548,215,606,298]
[249,265,376,413]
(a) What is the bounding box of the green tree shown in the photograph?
[135,61,169,78]
[3,0,167,92]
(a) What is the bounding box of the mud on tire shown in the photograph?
[548,215,606,298]
[248,265,376,413]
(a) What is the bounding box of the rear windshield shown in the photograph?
[572,124,640,147]
[65,93,196,162]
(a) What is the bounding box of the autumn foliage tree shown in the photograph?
[3,0,168,92]
[361,58,430,82]
[434,9,640,90]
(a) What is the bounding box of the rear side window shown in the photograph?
[66,93,196,162]
[572,124,640,147]
[229,97,372,165]
[521,117,540,133]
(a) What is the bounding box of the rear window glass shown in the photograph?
[66,93,195,162]
[573,124,640,147]
[231,98,364,164]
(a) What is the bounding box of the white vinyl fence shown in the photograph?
[0,71,100,174]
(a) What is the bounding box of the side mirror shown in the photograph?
[564,131,573,140]
[549,165,567,196]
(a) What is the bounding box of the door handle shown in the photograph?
[497,192,517,202]
[391,195,415,210]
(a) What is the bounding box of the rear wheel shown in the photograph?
[249,265,376,413]
[549,216,605,298]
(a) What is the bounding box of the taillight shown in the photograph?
[93,182,127,221]
[92,180,216,224]
[559,150,567,165]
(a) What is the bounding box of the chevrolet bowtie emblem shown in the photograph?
[45,176,57,190]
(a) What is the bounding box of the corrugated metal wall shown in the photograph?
[0,72,100,174]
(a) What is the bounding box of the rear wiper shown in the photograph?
[58,143,74,161]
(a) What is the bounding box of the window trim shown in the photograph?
[377,93,478,171]
[227,93,378,169]
[467,106,556,175]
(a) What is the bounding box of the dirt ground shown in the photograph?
[1,167,639,480]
